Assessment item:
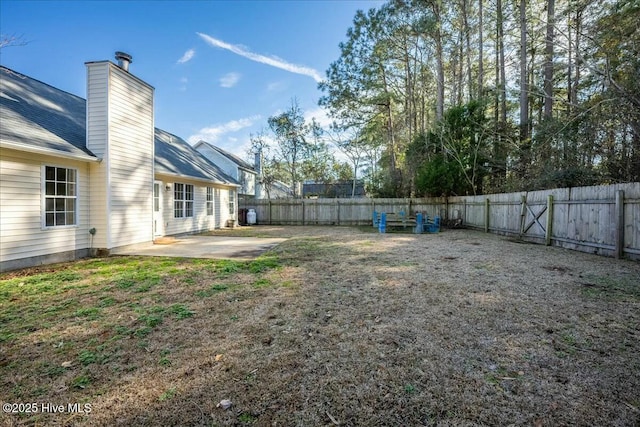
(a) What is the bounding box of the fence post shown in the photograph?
[615,190,625,259]
[545,195,554,246]
[445,197,449,221]
[483,198,489,232]
[519,194,527,237]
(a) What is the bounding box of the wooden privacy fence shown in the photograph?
[243,198,446,227]
[241,182,640,260]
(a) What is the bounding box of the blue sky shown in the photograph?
[1,0,383,160]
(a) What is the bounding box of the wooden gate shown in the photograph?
[519,195,554,245]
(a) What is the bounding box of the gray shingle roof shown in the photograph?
[0,66,95,158]
[0,65,236,186]
[155,129,238,185]
[195,140,255,172]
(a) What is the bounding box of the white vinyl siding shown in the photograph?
[86,61,154,249]
[158,176,230,235]
[86,63,109,248]
[108,65,154,248]
[195,144,238,179]
[195,143,256,197]
[0,148,90,263]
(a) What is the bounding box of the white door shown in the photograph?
[153,181,164,237]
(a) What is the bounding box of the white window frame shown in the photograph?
[174,183,194,218]
[206,187,214,216]
[42,165,78,228]
[228,189,236,217]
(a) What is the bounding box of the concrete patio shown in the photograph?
[111,235,286,260]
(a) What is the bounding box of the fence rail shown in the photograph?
[241,183,640,260]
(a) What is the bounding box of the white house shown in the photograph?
[0,53,239,272]
[194,140,257,200]
[194,141,295,201]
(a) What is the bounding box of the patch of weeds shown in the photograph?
[74,307,101,320]
[114,277,136,289]
[580,274,640,301]
[248,257,279,273]
[139,313,164,328]
[50,271,84,282]
[136,306,167,332]
[253,278,273,288]
[134,282,153,292]
[170,304,194,319]
[554,332,580,357]
[78,350,98,366]
[97,296,116,307]
[485,366,509,385]
[45,364,67,378]
[71,375,91,389]
[113,325,133,338]
[230,315,239,321]
[196,284,230,297]
[182,277,196,286]
[134,327,153,338]
[238,412,257,423]
[159,349,172,367]
[404,384,416,394]
[44,298,79,314]
[158,387,176,401]
[33,385,50,397]
[216,260,243,276]
[0,331,16,342]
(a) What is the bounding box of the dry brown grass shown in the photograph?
[1,226,639,426]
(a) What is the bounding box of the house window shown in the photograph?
[174,183,194,218]
[44,166,77,227]
[153,183,160,212]
[228,190,236,217]
[206,187,214,216]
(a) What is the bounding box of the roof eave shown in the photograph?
[0,140,101,162]
[154,171,240,187]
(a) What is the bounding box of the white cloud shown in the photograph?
[266,81,285,92]
[304,106,333,129]
[179,77,188,91]
[177,48,195,64]
[219,72,241,88]
[188,115,261,145]
[197,32,323,83]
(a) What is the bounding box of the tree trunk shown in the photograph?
[519,0,530,176]
[543,0,555,119]
[433,1,445,121]
[463,0,473,101]
[498,0,507,125]
[478,0,484,97]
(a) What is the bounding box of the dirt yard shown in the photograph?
[1,226,639,426]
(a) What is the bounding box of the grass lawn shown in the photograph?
[1,226,639,426]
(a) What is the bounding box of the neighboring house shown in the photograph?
[0,54,239,272]
[194,141,295,200]
[194,140,256,201]
[303,181,367,198]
